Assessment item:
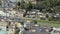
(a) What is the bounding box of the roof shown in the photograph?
[0,11,5,15]
[53,28,60,31]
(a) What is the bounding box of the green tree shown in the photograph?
[46,14,49,18]
[45,0,60,13]
[20,0,25,9]
[53,6,60,13]
[16,2,20,10]
[23,2,33,17]
[0,0,2,5]
[23,2,32,11]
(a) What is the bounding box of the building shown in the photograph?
[26,9,45,19]
[15,9,26,17]
[22,21,48,34]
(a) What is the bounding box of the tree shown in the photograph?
[23,2,33,11]
[28,2,32,11]
[33,20,37,24]
[35,0,40,3]
[17,2,20,6]
[20,0,25,9]
[16,2,20,10]
[46,14,49,18]
[0,0,2,5]
[16,0,25,10]
[53,6,60,13]
[23,2,33,17]
[17,0,60,13]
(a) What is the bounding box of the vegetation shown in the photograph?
[0,0,2,5]
[16,0,60,13]
[16,0,60,27]
[24,18,60,27]
[23,18,60,27]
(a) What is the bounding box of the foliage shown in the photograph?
[16,0,60,13]
[0,0,2,5]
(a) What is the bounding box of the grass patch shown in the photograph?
[33,20,60,27]
[23,18,60,27]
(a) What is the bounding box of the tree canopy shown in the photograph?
[16,0,60,13]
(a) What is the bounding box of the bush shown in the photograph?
[40,17,46,20]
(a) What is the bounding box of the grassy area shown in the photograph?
[24,18,60,27]
[37,22,60,27]
[33,20,60,27]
